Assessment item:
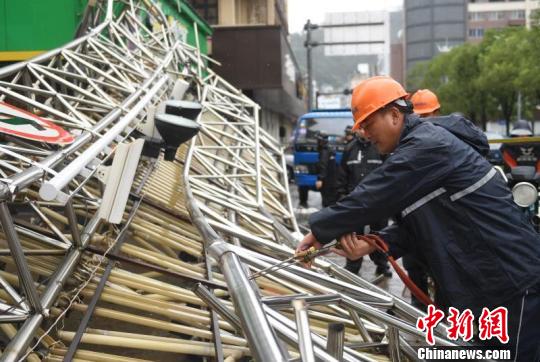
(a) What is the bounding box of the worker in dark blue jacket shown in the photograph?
[315,131,338,207]
[337,126,391,277]
[297,76,540,361]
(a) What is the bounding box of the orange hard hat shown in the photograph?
[351,76,408,130]
[411,89,440,115]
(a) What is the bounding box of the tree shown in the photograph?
[407,26,530,133]
[478,28,525,134]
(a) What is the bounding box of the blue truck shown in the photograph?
[292,109,354,187]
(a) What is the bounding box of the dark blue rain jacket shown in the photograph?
[309,114,540,311]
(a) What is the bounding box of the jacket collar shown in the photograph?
[399,113,422,143]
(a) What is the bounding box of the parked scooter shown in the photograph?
[505,166,540,230]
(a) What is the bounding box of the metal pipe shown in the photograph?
[254,105,262,206]
[263,294,341,309]
[184,131,287,361]
[327,323,345,361]
[39,75,169,202]
[0,215,101,362]
[2,53,171,200]
[193,283,242,331]
[64,199,81,247]
[0,274,29,312]
[62,195,144,362]
[266,312,339,362]
[229,245,392,304]
[348,308,373,343]
[291,299,315,362]
[387,327,401,362]
[0,199,42,314]
[208,244,287,362]
[264,306,372,362]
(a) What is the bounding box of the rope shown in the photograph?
[358,234,435,307]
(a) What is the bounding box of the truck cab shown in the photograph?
[292,109,354,187]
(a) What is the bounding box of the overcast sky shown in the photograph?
[287,0,403,34]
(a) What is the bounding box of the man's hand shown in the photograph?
[333,233,377,260]
[315,180,323,190]
[296,232,322,268]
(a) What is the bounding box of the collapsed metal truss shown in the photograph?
[0,1,464,361]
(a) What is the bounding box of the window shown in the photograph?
[487,11,498,20]
[469,12,482,21]
[468,28,485,38]
[510,10,526,20]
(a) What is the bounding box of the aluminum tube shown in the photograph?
[258,207,300,247]
[348,308,373,343]
[387,327,401,362]
[184,139,287,361]
[64,200,82,247]
[326,263,422,320]
[279,149,300,233]
[0,274,29,312]
[15,226,69,250]
[399,336,424,361]
[266,312,339,362]
[0,215,101,362]
[0,301,26,316]
[229,246,392,304]
[0,201,42,314]
[291,299,315,362]
[0,315,29,323]
[263,294,341,309]
[254,105,262,206]
[193,283,242,331]
[3,48,173,199]
[264,306,375,362]
[208,245,287,362]
[340,296,457,347]
[39,75,168,201]
[327,323,345,361]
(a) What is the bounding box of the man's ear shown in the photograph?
[391,107,401,125]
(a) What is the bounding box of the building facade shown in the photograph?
[389,10,405,85]
[187,0,305,143]
[404,0,468,73]
[468,0,539,43]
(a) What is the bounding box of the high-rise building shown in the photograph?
[404,0,468,73]
[186,0,305,143]
[467,0,539,43]
[322,11,388,74]
[389,10,405,85]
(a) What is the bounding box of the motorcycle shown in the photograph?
[503,165,540,231]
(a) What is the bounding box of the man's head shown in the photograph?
[410,89,441,118]
[351,76,412,154]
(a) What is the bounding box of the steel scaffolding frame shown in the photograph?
[0,0,468,360]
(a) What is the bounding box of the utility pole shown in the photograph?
[303,20,385,111]
[304,19,316,112]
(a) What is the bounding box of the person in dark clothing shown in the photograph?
[315,131,338,207]
[337,127,391,277]
[297,76,540,360]
[501,119,540,172]
[298,186,309,208]
[402,88,443,310]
